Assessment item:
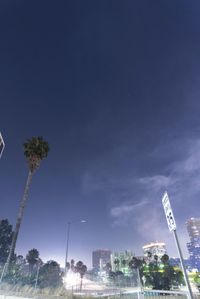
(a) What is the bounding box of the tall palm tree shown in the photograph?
[129,257,144,289]
[114,258,120,272]
[26,248,39,274]
[75,261,87,291]
[1,137,49,280]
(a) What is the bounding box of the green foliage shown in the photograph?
[75,261,87,291]
[75,261,87,278]
[129,257,146,280]
[24,136,49,160]
[38,260,62,288]
[143,254,184,290]
[0,219,13,263]
[3,258,27,285]
[161,254,169,265]
[194,273,200,292]
[114,258,120,271]
[26,248,39,274]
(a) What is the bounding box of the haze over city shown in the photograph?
[1,0,200,268]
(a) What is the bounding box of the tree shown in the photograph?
[194,273,200,292]
[75,261,87,291]
[144,254,183,290]
[161,254,169,265]
[106,262,112,273]
[122,259,126,269]
[26,248,39,274]
[114,258,120,271]
[39,260,62,288]
[0,219,13,264]
[4,137,49,275]
[70,259,75,271]
[129,257,145,288]
[109,271,117,284]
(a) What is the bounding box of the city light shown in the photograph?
[63,271,79,288]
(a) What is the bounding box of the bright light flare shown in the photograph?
[63,271,79,289]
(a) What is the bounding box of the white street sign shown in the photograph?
[0,132,5,159]
[162,191,176,232]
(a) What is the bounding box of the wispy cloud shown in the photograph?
[110,199,148,218]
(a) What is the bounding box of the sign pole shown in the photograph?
[162,192,194,299]
[173,229,193,299]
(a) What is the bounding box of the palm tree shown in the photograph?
[129,257,144,289]
[106,262,112,273]
[161,254,169,265]
[75,261,87,291]
[114,258,120,272]
[26,248,39,274]
[70,259,75,272]
[1,137,49,280]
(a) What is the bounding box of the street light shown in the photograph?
[64,219,86,275]
[0,132,5,159]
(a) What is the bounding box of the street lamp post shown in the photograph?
[64,220,86,275]
[0,132,5,159]
[34,258,42,291]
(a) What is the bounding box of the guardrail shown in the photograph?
[0,289,199,299]
[94,289,200,299]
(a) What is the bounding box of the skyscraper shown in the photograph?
[92,249,111,270]
[143,242,167,261]
[111,250,134,275]
[186,218,200,271]
[186,218,200,239]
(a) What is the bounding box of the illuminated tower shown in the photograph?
[186,218,200,271]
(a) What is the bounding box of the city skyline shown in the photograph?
[1,1,200,268]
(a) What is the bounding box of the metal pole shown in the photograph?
[65,222,71,275]
[137,267,144,299]
[173,229,193,299]
[34,263,40,290]
[0,262,7,285]
[0,132,5,159]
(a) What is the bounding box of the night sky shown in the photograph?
[1,0,200,268]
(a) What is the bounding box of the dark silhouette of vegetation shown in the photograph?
[144,254,184,290]
[75,261,87,291]
[114,258,120,271]
[106,262,112,273]
[26,248,39,274]
[38,260,62,288]
[0,219,13,264]
[70,259,75,272]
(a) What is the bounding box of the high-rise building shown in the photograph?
[186,218,200,240]
[92,249,111,270]
[186,218,200,271]
[143,242,167,261]
[111,250,134,275]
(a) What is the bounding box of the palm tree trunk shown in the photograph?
[80,277,83,291]
[0,170,33,281]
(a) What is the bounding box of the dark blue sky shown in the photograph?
[1,0,200,267]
